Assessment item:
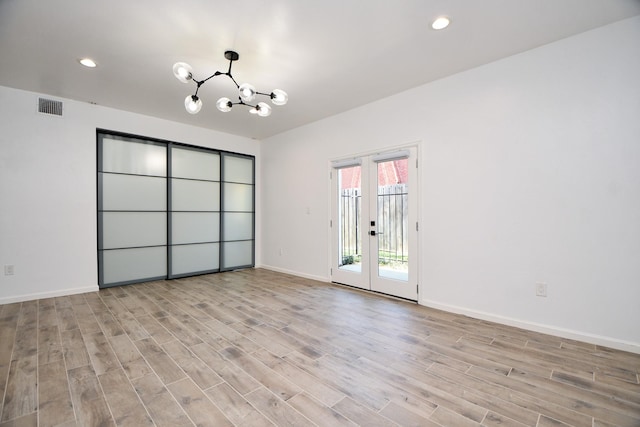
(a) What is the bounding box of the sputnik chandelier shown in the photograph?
[173,50,288,117]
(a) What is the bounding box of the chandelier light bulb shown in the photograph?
[270,89,288,106]
[173,62,193,83]
[239,83,256,102]
[256,102,272,117]
[184,95,202,114]
[216,97,232,112]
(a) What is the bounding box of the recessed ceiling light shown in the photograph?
[79,58,97,68]
[432,16,450,30]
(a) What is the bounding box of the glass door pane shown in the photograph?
[331,160,370,291]
[338,165,362,273]
[170,146,221,277]
[376,158,409,281]
[369,148,417,300]
[221,153,255,270]
[98,136,167,287]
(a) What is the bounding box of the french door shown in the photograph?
[331,147,418,300]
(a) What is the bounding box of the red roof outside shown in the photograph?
[340,159,408,189]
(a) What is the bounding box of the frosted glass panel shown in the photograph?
[172,212,219,244]
[102,138,166,176]
[102,247,166,284]
[172,179,220,211]
[223,155,253,184]
[171,243,219,275]
[102,212,166,249]
[102,174,166,211]
[223,241,253,268]
[223,183,253,211]
[172,148,220,181]
[223,213,253,241]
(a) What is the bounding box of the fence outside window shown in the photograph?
[339,183,408,269]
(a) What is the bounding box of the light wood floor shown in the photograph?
[0,269,639,427]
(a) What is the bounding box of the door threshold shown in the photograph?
[330,281,418,303]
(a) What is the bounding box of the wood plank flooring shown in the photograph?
[0,268,639,426]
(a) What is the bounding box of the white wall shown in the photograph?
[0,86,260,303]
[260,17,640,352]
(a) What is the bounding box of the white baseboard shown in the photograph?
[257,264,329,283]
[420,298,640,355]
[0,285,99,305]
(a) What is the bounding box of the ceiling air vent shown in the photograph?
[38,98,63,116]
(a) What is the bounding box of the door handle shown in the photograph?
[370,230,383,236]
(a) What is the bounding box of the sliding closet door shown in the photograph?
[98,131,255,287]
[170,146,220,277]
[98,136,167,286]
[221,153,255,270]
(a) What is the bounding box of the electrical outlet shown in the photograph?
[535,282,547,297]
[4,265,15,276]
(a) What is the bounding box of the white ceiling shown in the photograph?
[1,0,639,140]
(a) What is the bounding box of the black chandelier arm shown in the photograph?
[195,71,224,86]
[189,53,262,94]
[192,81,203,97]
[231,99,256,108]
[227,73,240,89]
[193,71,240,92]
[223,52,240,88]
[227,57,234,75]
[194,53,240,89]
